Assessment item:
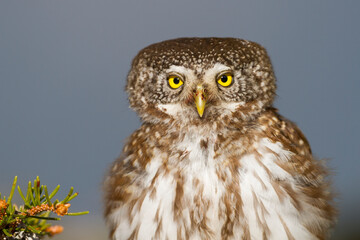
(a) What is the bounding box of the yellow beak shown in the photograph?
[194,85,207,118]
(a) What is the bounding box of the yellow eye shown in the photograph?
[168,75,184,89]
[217,73,233,87]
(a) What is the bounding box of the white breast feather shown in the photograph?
[110,129,317,240]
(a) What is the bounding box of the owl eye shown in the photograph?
[217,73,233,87]
[168,75,184,89]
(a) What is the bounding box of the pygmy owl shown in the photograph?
[104,38,336,240]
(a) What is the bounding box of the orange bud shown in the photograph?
[54,203,71,216]
[46,225,64,236]
[0,199,8,219]
[0,199,8,211]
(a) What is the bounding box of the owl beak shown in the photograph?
[194,85,207,118]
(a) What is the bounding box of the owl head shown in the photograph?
[126,38,276,126]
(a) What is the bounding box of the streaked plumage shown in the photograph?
[104,38,336,240]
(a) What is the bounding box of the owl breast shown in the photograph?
[106,123,321,240]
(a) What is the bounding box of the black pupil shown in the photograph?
[220,75,228,83]
[173,77,180,84]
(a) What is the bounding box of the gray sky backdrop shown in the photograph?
[0,1,359,239]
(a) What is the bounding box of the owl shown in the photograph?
[104,38,336,240]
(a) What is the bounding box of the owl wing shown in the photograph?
[260,109,326,185]
[103,125,151,238]
[258,108,336,236]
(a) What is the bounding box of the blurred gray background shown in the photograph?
[1,1,359,239]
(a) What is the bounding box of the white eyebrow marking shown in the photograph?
[166,65,192,76]
[211,63,232,72]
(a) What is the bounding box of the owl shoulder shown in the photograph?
[256,108,329,185]
[257,108,311,157]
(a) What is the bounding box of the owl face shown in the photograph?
[126,38,276,125]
